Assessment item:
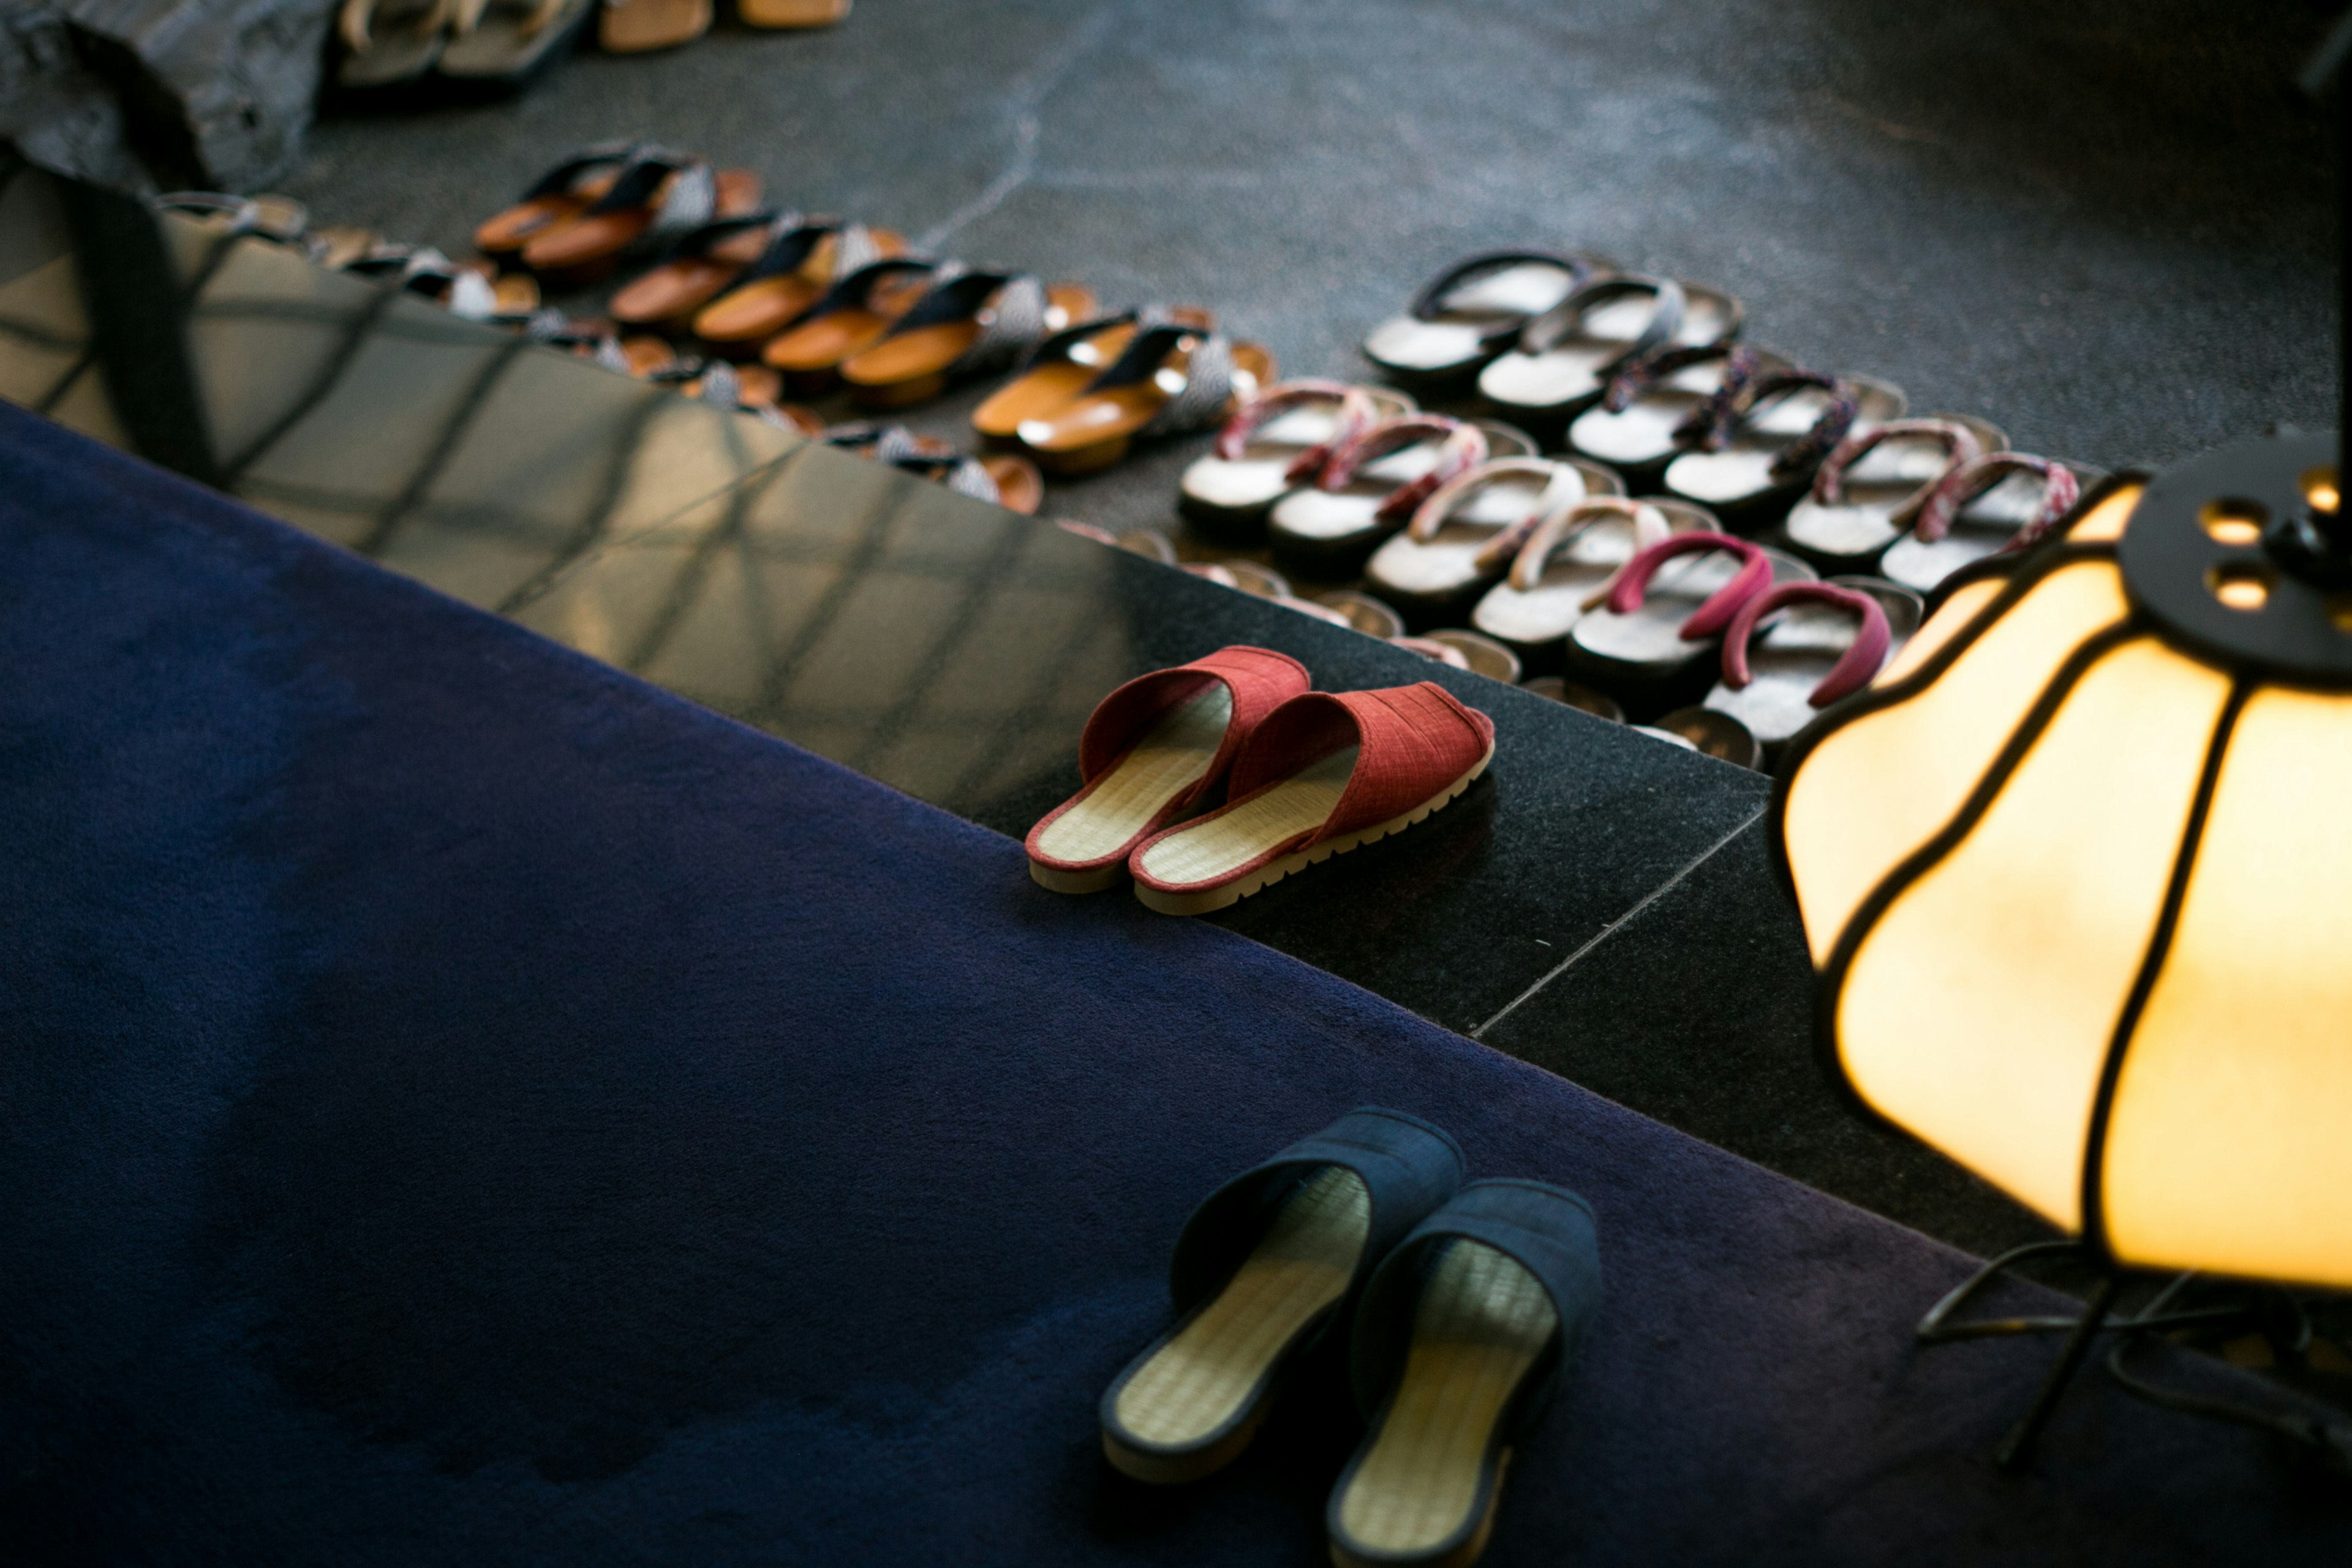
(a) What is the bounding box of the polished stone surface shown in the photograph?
[0,165,1772,1046]
[1479,819,2051,1257]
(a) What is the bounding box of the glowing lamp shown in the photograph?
[1777,440,2352,1291]
[1773,436,2352,1464]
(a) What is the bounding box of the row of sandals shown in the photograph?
[162,176,2094,770]
[1167,249,2101,764]
[337,0,848,95]
[450,141,1277,478]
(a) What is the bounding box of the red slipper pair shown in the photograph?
[1025,647,1497,916]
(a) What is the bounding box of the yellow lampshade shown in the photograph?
[1776,464,2352,1290]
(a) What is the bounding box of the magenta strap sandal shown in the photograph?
[1720,581,1891,708]
[1606,530,1775,640]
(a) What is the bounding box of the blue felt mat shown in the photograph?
[0,401,2340,1564]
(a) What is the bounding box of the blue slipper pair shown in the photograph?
[1099,1108,1602,1568]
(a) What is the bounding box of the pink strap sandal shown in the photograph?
[1701,580,1915,755]
[1265,414,1498,569]
[1025,646,1311,893]
[1362,457,1597,614]
[1469,495,1706,657]
[1564,530,1808,713]
[1178,379,1408,533]
[1128,684,1496,916]
[1879,451,2092,594]
[1781,416,2000,569]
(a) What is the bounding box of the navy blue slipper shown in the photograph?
[1099,1108,1464,1484]
[1327,1179,1603,1568]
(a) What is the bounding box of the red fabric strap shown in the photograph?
[1719,582,1891,708]
[1228,684,1494,846]
[1317,416,1491,526]
[1212,379,1382,484]
[1604,531,1773,641]
[1075,645,1309,797]
[1912,451,2081,546]
[1809,418,1988,523]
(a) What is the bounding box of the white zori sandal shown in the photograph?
[1362,457,1615,622]
[1471,495,1719,665]
[1178,379,1414,535]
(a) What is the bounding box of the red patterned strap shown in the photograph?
[1317,416,1491,526]
[1229,684,1494,846]
[1213,379,1384,483]
[1912,451,2081,546]
[1605,532,1774,641]
[1719,582,1891,709]
[1404,458,1585,552]
[1504,496,1678,591]
[1808,418,1988,526]
[1076,646,1310,805]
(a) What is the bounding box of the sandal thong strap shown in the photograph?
[519,138,645,200]
[1214,380,1382,483]
[1169,1107,1464,1314]
[1519,273,1686,367]
[1506,496,1677,592]
[1720,581,1891,707]
[1913,452,2082,547]
[1317,416,1491,526]
[805,255,941,317]
[1403,457,1581,551]
[342,0,459,52]
[889,451,1000,503]
[1016,309,1139,373]
[881,265,1051,376]
[1349,1179,1601,1431]
[1406,249,1598,341]
[1809,417,1988,524]
[1600,340,1744,413]
[1605,530,1774,641]
[1676,360,1860,480]
[655,208,796,266]
[581,148,718,243]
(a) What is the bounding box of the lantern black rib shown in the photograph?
[2076,677,2253,1262]
[1806,620,2146,1136]
[1765,544,2122,917]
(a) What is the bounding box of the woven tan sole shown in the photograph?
[1134,743,1493,917]
[1104,1169,1369,1485]
[1330,1240,1553,1566]
[1330,1452,1510,1568]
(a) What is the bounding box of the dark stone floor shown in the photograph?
[277,0,2340,543]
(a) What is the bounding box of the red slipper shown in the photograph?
[1026,647,1311,893]
[1128,684,1496,916]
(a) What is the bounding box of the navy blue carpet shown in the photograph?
[0,399,2342,1565]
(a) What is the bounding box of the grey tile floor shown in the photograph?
[278,0,2337,548]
